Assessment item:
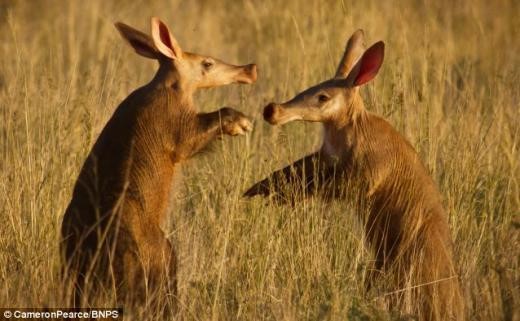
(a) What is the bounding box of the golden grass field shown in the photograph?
[0,0,518,320]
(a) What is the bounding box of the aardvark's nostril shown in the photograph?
[263,103,276,120]
[236,64,257,84]
[246,64,257,81]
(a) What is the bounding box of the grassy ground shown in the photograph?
[0,0,518,320]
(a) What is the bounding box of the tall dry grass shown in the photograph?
[0,0,518,320]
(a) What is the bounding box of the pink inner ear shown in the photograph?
[159,23,174,53]
[354,41,385,86]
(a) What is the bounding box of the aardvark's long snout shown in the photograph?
[234,64,257,84]
[263,102,324,125]
[263,102,302,125]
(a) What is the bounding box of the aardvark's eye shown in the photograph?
[202,60,214,69]
[318,94,330,102]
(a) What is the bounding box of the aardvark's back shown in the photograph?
[63,86,181,227]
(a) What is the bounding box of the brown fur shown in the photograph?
[61,18,257,308]
[245,30,463,321]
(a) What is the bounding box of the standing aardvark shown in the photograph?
[244,30,463,321]
[61,17,257,309]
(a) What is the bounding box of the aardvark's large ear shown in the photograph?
[150,17,183,60]
[346,41,385,87]
[335,29,365,78]
[115,22,159,59]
